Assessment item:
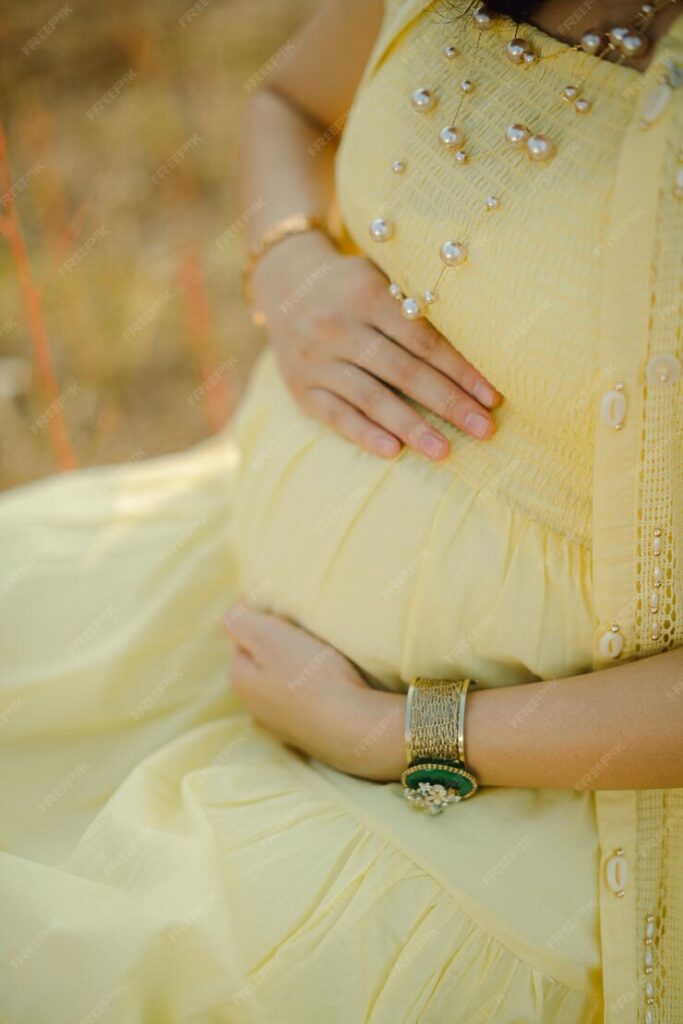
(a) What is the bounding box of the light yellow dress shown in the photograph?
[5,0,670,1019]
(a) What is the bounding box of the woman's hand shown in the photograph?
[222,604,406,782]
[251,230,503,461]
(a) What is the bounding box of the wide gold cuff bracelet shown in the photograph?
[402,677,478,814]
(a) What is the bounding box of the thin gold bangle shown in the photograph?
[242,212,328,325]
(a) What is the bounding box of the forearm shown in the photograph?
[240,87,337,247]
[354,648,683,789]
[239,0,383,246]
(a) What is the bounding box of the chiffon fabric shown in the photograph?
[4,0,668,1019]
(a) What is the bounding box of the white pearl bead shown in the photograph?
[388,282,403,300]
[581,29,605,54]
[439,125,464,149]
[575,98,592,114]
[454,149,468,164]
[443,44,458,60]
[423,290,437,304]
[608,25,630,47]
[460,79,475,93]
[369,217,394,242]
[440,240,467,266]
[472,6,494,30]
[411,88,436,113]
[401,296,424,320]
[563,85,579,100]
[523,52,537,64]
[506,38,530,64]
[485,195,500,210]
[620,30,648,57]
[504,122,530,148]
[391,160,406,174]
[526,134,556,162]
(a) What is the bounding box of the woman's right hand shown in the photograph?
[250,229,503,461]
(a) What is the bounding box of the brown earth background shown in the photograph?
[0,0,316,490]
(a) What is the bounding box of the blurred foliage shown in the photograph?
[0,0,316,489]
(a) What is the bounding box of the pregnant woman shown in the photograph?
[1,0,682,1021]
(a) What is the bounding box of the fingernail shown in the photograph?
[465,412,491,438]
[474,381,497,407]
[420,432,449,459]
[376,436,400,457]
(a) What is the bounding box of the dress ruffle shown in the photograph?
[3,716,602,1023]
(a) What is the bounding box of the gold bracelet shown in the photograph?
[242,212,328,326]
[405,677,471,763]
[402,676,479,814]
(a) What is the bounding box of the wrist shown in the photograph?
[343,688,406,783]
[250,229,337,314]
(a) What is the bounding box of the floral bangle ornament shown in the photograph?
[401,677,479,814]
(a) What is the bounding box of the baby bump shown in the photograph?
[229,350,595,691]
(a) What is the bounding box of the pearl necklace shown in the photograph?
[499,0,681,114]
[367,1,681,321]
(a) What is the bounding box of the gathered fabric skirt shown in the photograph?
[0,352,604,1022]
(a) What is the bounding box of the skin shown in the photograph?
[223,606,683,790]
[231,1,683,790]
[242,0,503,462]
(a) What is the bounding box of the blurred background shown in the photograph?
[0,0,316,490]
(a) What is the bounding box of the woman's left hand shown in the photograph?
[222,605,405,781]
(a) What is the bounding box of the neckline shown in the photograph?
[483,4,683,84]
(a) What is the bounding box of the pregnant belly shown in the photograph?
[229,349,595,692]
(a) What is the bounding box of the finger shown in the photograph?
[348,328,496,441]
[304,388,403,459]
[367,285,502,408]
[321,363,453,461]
[230,647,262,691]
[222,606,272,649]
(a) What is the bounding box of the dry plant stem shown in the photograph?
[0,113,76,471]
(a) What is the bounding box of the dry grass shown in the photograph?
[0,0,316,490]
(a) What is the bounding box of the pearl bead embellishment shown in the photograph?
[506,38,531,64]
[504,123,531,149]
[485,195,500,210]
[401,296,424,320]
[526,134,556,162]
[439,125,465,149]
[369,217,394,242]
[391,160,406,174]
[443,45,458,60]
[472,5,495,30]
[580,30,605,55]
[621,30,648,57]
[388,282,403,300]
[440,240,467,266]
[411,88,436,113]
[608,25,630,47]
[460,79,475,93]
